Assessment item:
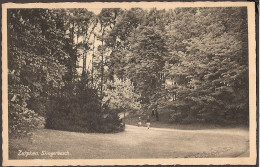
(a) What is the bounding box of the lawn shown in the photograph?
[9,124,249,159]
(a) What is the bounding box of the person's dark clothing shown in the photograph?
[152,110,155,117]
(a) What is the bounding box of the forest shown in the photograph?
[8,7,249,137]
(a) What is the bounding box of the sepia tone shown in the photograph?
[2,2,256,166]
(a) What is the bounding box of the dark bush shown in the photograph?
[45,82,124,133]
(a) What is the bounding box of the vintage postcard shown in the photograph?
[2,1,257,166]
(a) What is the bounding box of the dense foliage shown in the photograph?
[8,7,249,137]
[45,81,123,133]
[8,9,123,137]
[164,7,249,124]
[103,7,249,125]
[8,9,68,137]
[103,75,141,112]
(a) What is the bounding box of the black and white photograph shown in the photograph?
[2,2,257,166]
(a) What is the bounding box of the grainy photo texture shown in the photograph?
[2,2,257,166]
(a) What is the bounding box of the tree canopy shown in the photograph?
[8,7,249,136]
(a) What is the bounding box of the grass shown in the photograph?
[9,124,249,159]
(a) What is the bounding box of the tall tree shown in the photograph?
[97,8,122,101]
[165,7,249,124]
[8,9,73,136]
[103,75,141,124]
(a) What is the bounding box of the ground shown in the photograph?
[9,124,249,159]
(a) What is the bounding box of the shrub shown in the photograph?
[8,85,45,138]
[9,103,45,138]
[45,84,124,133]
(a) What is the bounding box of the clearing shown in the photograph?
[9,124,249,159]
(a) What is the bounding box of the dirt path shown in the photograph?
[9,124,249,159]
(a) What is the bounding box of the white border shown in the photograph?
[2,2,256,166]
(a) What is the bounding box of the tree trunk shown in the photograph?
[92,34,95,86]
[123,109,126,125]
[82,32,87,77]
[100,26,104,102]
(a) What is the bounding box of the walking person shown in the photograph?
[155,110,159,121]
[138,117,142,127]
[146,116,151,129]
[154,105,159,121]
[151,109,155,117]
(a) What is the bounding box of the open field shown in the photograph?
[9,125,249,159]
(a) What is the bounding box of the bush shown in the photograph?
[45,85,124,133]
[9,103,45,138]
[8,85,45,138]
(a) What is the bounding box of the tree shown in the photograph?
[97,8,122,101]
[104,8,146,79]
[8,9,71,136]
[124,24,168,111]
[103,75,141,124]
[164,7,249,124]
